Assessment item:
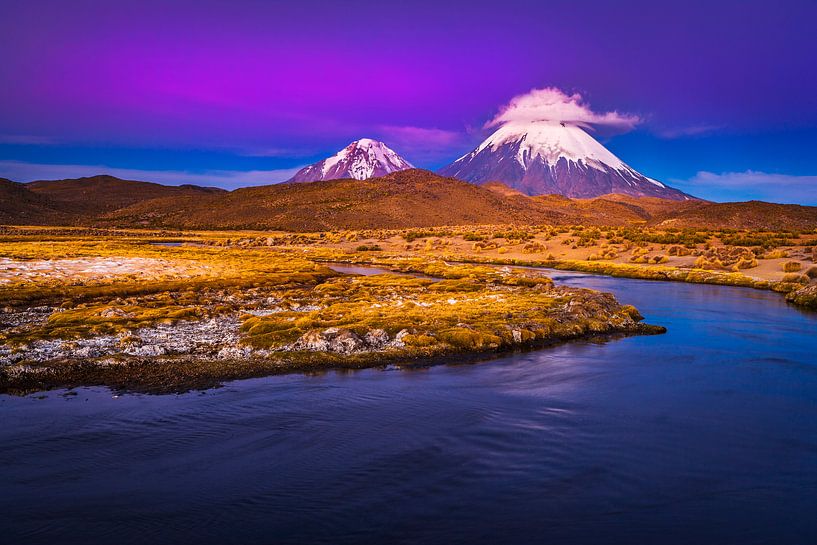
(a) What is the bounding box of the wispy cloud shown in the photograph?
[0,161,304,190]
[376,125,470,164]
[671,170,817,205]
[238,146,318,158]
[0,134,56,145]
[656,124,724,139]
[488,87,641,132]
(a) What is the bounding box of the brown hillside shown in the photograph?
[4,171,817,231]
[102,170,575,230]
[480,183,659,226]
[0,178,78,225]
[597,193,707,217]
[482,181,528,198]
[26,175,225,216]
[653,201,817,231]
[536,194,651,225]
[526,194,674,226]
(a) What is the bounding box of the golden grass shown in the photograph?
[239,273,570,351]
[5,223,815,393]
[2,223,815,349]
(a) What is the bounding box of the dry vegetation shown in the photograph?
[2,221,815,394]
[0,227,668,394]
[212,223,816,293]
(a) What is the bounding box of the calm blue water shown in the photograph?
[2,272,817,545]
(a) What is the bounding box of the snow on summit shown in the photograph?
[439,120,687,199]
[440,87,690,199]
[288,139,413,182]
[468,121,628,170]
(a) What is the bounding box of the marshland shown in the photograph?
[2,223,815,393]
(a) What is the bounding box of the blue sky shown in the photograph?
[1,0,816,204]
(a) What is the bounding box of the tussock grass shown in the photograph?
[783,261,802,272]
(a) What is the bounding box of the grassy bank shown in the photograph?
[0,232,663,394]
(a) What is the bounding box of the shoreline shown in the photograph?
[0,323,664,396]
[307,252,817,311]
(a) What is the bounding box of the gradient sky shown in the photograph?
[1,0,816,203]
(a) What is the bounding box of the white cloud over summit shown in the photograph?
[488,87,641,132]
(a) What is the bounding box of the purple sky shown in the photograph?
[1,0,817,203]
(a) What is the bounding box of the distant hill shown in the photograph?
[654,201,817,231]
[26,175,225,216]
[3,170,816,231]
[533,194,655,225]
[0,178,77,225]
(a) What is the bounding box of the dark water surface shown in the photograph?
[3,271,817,545]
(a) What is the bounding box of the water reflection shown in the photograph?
[1,270,816,544]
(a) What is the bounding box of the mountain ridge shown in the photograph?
[0,177,78,225]
[1,170,815,231]
[25,175,225,216]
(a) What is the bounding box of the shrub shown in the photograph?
[783,261,802,272]
[438,328,500,350]
[472,240,498,251]
[403,230,437,242]
[764,249,788,259]
[782,273,809,285]
[617,228,708,246]
[721,234,793,248]
[402,333,437,347]
[667,245,690,257]
[733,257,759,270]
[355,244,382,252]
[694,256,725,270]
[522,242,546,253]
[493,230,533,241]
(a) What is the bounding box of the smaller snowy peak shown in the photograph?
[288,139,413,183]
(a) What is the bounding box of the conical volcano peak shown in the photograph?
[474,121,627,170]
[288,139,413,182]
[441,121,690,200]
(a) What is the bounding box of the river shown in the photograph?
[2,269,816,544]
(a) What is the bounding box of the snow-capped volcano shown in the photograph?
[288,139,413,182]
[439,121,690,200]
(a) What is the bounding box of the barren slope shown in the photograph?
[26,175,225,216]
[0,178,78,225]
[103,170,573,230]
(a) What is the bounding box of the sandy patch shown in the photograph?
[0,257,208,284]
